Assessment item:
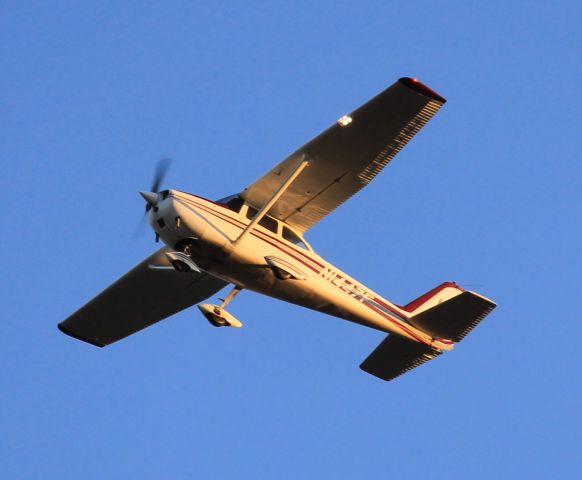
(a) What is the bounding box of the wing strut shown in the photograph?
[232,156,309,246]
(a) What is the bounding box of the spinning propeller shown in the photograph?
[136,158,172,237]
[140,157,172,211]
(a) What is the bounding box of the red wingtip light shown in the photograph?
[399,77,446,103]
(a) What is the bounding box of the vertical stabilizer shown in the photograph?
[400,281,465,316]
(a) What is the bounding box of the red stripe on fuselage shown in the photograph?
[364,301,430,345]
[175,195,322,273]
[371,296,410,321]
[176,193,324,268]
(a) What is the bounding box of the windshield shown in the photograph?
[217,194,244,213]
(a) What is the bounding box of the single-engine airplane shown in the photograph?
[59,77,496,381]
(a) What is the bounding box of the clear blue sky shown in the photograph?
[1,1,580,478]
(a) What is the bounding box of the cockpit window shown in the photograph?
[246,207,278,234]
[282,226,309,250]
[218,194,244,213]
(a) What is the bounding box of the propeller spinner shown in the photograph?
[142,158,171,212]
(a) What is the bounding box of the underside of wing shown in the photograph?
[241,77,446,232]
[58,248,228,347]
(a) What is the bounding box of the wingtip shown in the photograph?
[57,322,106,348]
[399,77,446,103]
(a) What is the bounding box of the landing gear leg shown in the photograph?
[219,286,242,310]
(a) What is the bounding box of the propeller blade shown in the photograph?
[133,214,149,239]
[151,158,172,193]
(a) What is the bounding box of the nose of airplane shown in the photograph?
[139,191,159,208]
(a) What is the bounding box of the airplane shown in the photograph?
[58,77,496,381]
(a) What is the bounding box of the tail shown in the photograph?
[400,281,466,316]
[360,282,496,381]
[405,282,496,342]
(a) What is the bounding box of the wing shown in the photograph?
[241,77,446,232]
[58,247,228,347]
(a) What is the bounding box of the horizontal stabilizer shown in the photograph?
[360,334,441,381]
[408,291,496,342]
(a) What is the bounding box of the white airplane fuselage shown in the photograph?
[149,189,453,351]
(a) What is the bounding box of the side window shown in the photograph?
[246,207,278,234]
[246,206,258,220]
[282,226,309,250]
[259,216,278,234]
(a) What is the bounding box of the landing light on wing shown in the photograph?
[337,114,352,127]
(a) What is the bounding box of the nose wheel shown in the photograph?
[198,285,243,328]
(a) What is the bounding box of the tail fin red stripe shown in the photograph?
[400,281,464,313]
